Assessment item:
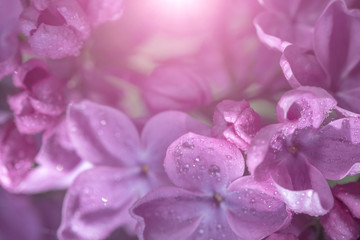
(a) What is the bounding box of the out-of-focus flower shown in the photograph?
[280,0,360,113]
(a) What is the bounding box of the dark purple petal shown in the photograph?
[308,117,360,180]
[333,182,360,218]
[276,87,337,129]
[58,167,143,240]
[164,133,245,192]
[0,187,42,240]
[212,100,261,151]
[67,100,140,166]
[320,199,360,240]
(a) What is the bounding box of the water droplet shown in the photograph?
[195,157,200,162]
[208,165,221,177]
[100,120,107,126]
[56,164,64,171]
[101,197,108,204]
[182,142,194,149]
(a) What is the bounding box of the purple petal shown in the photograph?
[280,45,329,89]
[141,111,210,184]
[131,187,239,240]
[58,167,143,240]
[226,176,291,240]
[67,100,140,166]
[308,117,360,180]
[314,0,360,83]
[333,182,360,218]
[276,87,337,129]
[320,199,360,240]
[164,133,245,192]
[271,158,334,216]
[212,100,261,151]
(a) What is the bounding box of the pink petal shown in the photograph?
[20,0,90,59]
[77,0,124,27]
[276,87,337,129]
[320,199,360,240]
[58,166,143,240]
[212,100,261,151]
[67,100,140,166]
[8,92,55,134]
[308,117,360,180]
[141,111,210,184]
[164,133,245,192]
[226,176,291,240]
[333,182,360,218]
[140,65,212,113]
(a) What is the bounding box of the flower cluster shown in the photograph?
[1,0,360,239]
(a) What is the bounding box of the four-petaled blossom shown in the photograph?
[131,132,291,240]
[58,100,210,240]
[247,86,360,216]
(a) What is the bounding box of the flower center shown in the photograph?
[287,145,298,155]
[141,164,150,173]
[213,192,223,203]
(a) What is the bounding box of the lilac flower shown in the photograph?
[8,59,65,134]
[212,100,261,151]
[0,0,22,79]
[280,0,360,113]
[131,132,291,240]
[247,86,360,216]
[58,100,210,240]
[20,0,90,59]
[321,182,360,240]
